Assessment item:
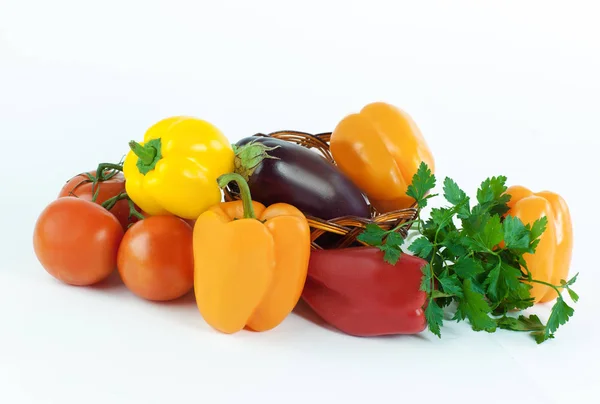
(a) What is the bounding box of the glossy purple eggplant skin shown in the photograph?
[234,136,371,220]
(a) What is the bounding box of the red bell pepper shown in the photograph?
[301,246,427,337]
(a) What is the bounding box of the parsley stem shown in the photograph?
[388,219,419,234]
[528,278,562,296]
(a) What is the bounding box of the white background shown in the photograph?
[1,1,599,403]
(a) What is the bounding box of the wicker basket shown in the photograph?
[223,130,418,250]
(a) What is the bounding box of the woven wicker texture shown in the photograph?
[223,130,418,250]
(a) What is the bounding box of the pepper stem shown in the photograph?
[217,173,256,219]
[129,138,163,175]
[129,141,156,165]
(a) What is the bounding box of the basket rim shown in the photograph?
[226,130,419,249]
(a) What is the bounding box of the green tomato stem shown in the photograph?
[217,173,256,219]
[101,192,130,211]
[128,199,146,221]
[96,163,124,181]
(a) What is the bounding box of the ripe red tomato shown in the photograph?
[33,198,125,286]
[117,215,194,301]
[58,170,139,230]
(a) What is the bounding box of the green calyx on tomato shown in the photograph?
[58,160,144,230]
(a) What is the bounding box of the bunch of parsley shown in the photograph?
[357,162,578,343]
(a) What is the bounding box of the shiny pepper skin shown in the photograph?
[330,102,435,213]
[193,174,311,334]
[302,247,428,337]
[123,116,235,220]
[505,185,573,303]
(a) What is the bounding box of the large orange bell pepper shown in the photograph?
[193,173,311,334]
[505,185,573,303]
[329,101,435,213]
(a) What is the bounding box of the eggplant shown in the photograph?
[232,136,370,220]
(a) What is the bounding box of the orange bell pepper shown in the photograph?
[192,173,311,334]
[505,185,573,303]
[329,101,435,213]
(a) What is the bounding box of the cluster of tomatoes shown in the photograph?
[33,167,197,302]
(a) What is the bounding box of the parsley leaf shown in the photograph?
[441,231,467,257]
[529,216,548,241]
[477,176,508,205]
[452,256,485,279]
[386,231,405,247]
[567,288,579,303]
[357,224,406,265]
[528,216,548,253]
[356,223,386,246]
[476,176,511,215]
[424,299,444,338]
[438,272,463,298]
[379,244,402,265]
[481,215,504,249]
[532,331,554,344]
[484,261,523,303]
[561,272,579,288]
[443,177,470,218]
[443,177,467,205]
[496,314,545,332]
[502,215,530,251]
[420,263,433,293]
[463,214,503,252]
[541,297,575,342]
[430,207,452,227]
[406,161,436,208]
[378,231,404,264]
[454,279,497,332]
[408,236,434,259]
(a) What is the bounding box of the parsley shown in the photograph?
[357,162,579,343]
[424,299,444,338]
[406,161,437,208]
[357,223,407,265]
[453,278,497,332]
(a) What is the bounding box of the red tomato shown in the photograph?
[117,215,194,301]
[139,209,196,228]
[58,170,139,230]
[33,198,124,286]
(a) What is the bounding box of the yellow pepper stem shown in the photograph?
[129,139,162,175]
[217,173,256,219]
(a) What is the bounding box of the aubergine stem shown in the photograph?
[233,140,280,181]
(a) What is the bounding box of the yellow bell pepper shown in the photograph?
[505,185,573,303]
[123,116,235,220]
